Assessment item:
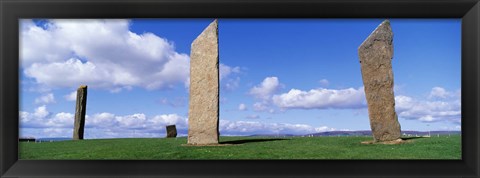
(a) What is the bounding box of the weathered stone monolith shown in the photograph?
[358,20,401,142]
[166,125,177,138]
[187,19,219,145]
[73,85,87,140]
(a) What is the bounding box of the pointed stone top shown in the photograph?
[78,85,87,89]
[380,19,390,26]
[192,19,218,47]
[209,19,218,31]
[358,19,393,51]
[206,19,218,29]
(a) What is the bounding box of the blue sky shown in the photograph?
[19,19,461,138]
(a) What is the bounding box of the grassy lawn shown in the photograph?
[19,135,461,160]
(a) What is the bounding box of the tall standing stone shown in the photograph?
[73,85,87,140]
[188,19,219,145]
[358,20,401,142]
[166,125,177,138]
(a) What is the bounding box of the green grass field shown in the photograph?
[19,135,461,160]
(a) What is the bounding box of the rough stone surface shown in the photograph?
[166,125,177,138]
[188,19,219,145]
[73,85,87,140]
[358,20,401,142]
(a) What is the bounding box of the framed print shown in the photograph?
[1,0,479,177]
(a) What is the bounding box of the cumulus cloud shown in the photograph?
[395,89,460,124]
[249,77,281,100]
[315,126,337,132]
[219,120,335,135]
[272,87,366,110]
[223,77,241,91]
[19,105,188,138]
[244,77,283,113]
[219,64,242,92]
[151,114,188,126]
[20,106,340,138]
[428,87,459,99]
[20,19,189,91]
[253,102,269,112]
[86,112,188,133]
[20,105,71,128]
[34,93,56,104]
[238,103,247,111]
[219,63,241,81]
[270,85,460,124]
[64,91,77,101]
[33,105,49,118]
[84,113,188,138]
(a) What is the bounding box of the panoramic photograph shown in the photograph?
[19,18,461,159]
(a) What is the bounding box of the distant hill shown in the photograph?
[249,130,461,137]
[248,134,297,137]
[308,130,461,137]
[36,137,72,142]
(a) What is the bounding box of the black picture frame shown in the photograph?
[1,0,479,177]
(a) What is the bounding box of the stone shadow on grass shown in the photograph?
[401,137,428,141]
[220,138,289,145]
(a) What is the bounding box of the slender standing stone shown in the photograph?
[166,125,177,138]
[188,19,219,145]
[73,85,87,140]
[358,20,401,142]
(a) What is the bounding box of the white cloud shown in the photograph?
[150,114,188,127]
[223,77,240,91]
[20,106,339,138]
[87,112,116,128]
[428,87,458,99]
[272,87,366,110]
[111,112,189,138]
[238,103,247,111]
[34,93,56,104]
[20,105,189,138]
[33,105,49,118]
[395,91,460,123]
[253,102,269,112]
[219,120,335,135]
[429,87,448,99]
[219,63,240,81]
[249,77,281,100]
[20,105,73,129]
[20,20,72,67]
[246,77,283,113]
[114,113,148,129]
[20,19,189,91]
[86,112,188,131]
[315,126,336,132]
[269,85,460,124]
[46,112,74,128]
[220,64,242,92]
[64,91,77,101]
